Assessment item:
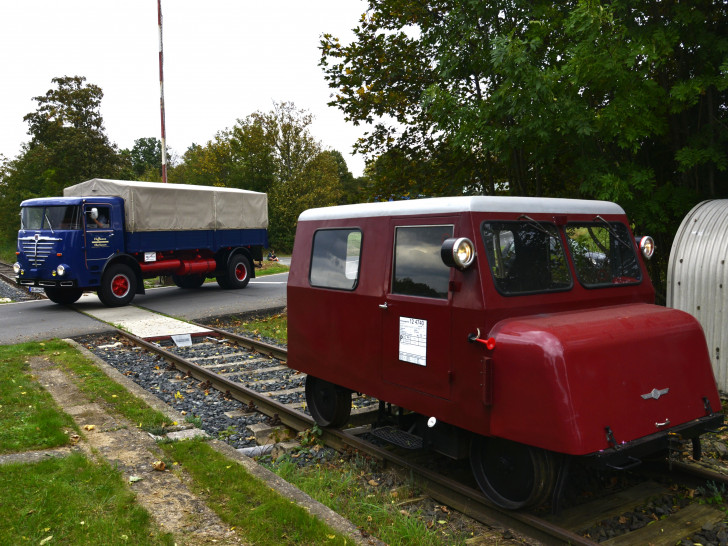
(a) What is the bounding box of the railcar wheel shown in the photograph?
[172,274,205,289]
[98,264,136,307]
[305,375,352,428]
[44,286,83,305]
[470,436,558,510]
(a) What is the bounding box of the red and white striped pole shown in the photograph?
[158,0,168,183]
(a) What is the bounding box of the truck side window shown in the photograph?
[86,206,111,229]
[393,225,453,299]
[483,221,571,295]
[310,228,362,290]
[566,222,641,286]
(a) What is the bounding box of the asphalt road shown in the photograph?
[0,272,288,346]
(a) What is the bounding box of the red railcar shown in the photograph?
[287,196,722,509]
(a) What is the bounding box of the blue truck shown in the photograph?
[14,179,268,307]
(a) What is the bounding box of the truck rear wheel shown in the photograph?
[172,274,205,289]
[44,286,83,305]
[218,253,251,289]
[98,264,137,307]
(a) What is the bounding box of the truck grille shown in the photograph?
[19,235,60,266]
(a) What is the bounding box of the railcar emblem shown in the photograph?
[641,388,669,400]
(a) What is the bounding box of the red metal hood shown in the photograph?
[487,303,720,455]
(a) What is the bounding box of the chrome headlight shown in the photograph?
[13,262,21,274]
[56,264,68,276]
[638,236,655,260]
[441,237,476,270]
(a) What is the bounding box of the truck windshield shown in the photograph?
[482,221,572,295]
[21,206,82,230]
[565,222,641,286]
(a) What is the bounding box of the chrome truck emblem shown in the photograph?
[642,388,669,400]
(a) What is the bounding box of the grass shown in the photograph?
[160,439,350,545]
[0,453,174,545]
[37,339,173,433]
[1,340,354,544]
[0,343,77,453]
[256,259,290,276]
[241,313,287,343]
[265,452,473,545]
[0,240,16,264]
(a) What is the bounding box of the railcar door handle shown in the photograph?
[655,419,671,428]
[378,302,388,309]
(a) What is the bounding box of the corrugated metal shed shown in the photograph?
[667,200,728,391]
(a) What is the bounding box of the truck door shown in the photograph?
[83,204,115,273]
[381,220,455,400]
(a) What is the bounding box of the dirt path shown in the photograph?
[28,355,243,545]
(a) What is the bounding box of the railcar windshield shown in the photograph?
[21,205,82,231]
[482,221,572,295]
[565,221,641,286]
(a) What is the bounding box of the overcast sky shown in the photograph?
[1,1,368,176]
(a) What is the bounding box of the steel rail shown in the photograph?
[191,321,288,362]
[113,328,311,432]
[111,326,593,545]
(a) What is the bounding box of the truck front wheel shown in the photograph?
[44,286,83,305]
[98,264,137,307]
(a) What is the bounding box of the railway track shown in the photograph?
[78,323,728,545]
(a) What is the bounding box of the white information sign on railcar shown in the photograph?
[399,316,427,366]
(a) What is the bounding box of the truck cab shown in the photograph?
[15,197,125,304]
[287,196,723,509]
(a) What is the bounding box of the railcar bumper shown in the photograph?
[587,412,724,470]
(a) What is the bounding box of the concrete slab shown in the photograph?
[78,294,211,339]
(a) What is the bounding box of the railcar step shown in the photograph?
[370,426,423,450]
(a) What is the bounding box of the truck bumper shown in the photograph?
[17,278,78,289]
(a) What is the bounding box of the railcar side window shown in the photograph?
[310,229,362,290]
[566,222,641,286]
[393,225,453,299]
[482,221,572,295]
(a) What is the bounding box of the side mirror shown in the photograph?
[441,238,476,270]
[88,207,99,220]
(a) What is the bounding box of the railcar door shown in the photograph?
[381,220,455,400]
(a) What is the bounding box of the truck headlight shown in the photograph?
[638,236,655,260]
[13,262,21,274]
[441,238,476,270]
[56,264,68,276]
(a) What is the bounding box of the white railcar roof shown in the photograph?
[298,196,625,222]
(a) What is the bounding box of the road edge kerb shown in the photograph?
[63,338,379,546]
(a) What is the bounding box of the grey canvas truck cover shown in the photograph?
[63,178,268,232]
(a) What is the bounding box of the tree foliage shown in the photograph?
[0,76,123,241]
[170,102,344,251]
[121,137,164,181]
[321,0,728,297]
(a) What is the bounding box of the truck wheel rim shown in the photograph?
[111,274,130,297]
[234,263,247,281]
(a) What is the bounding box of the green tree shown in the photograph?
[170,102,345,250]
[122,137,164,181]
[269,151,342,250]
[321,1,728,298]
[0,76,123,241]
